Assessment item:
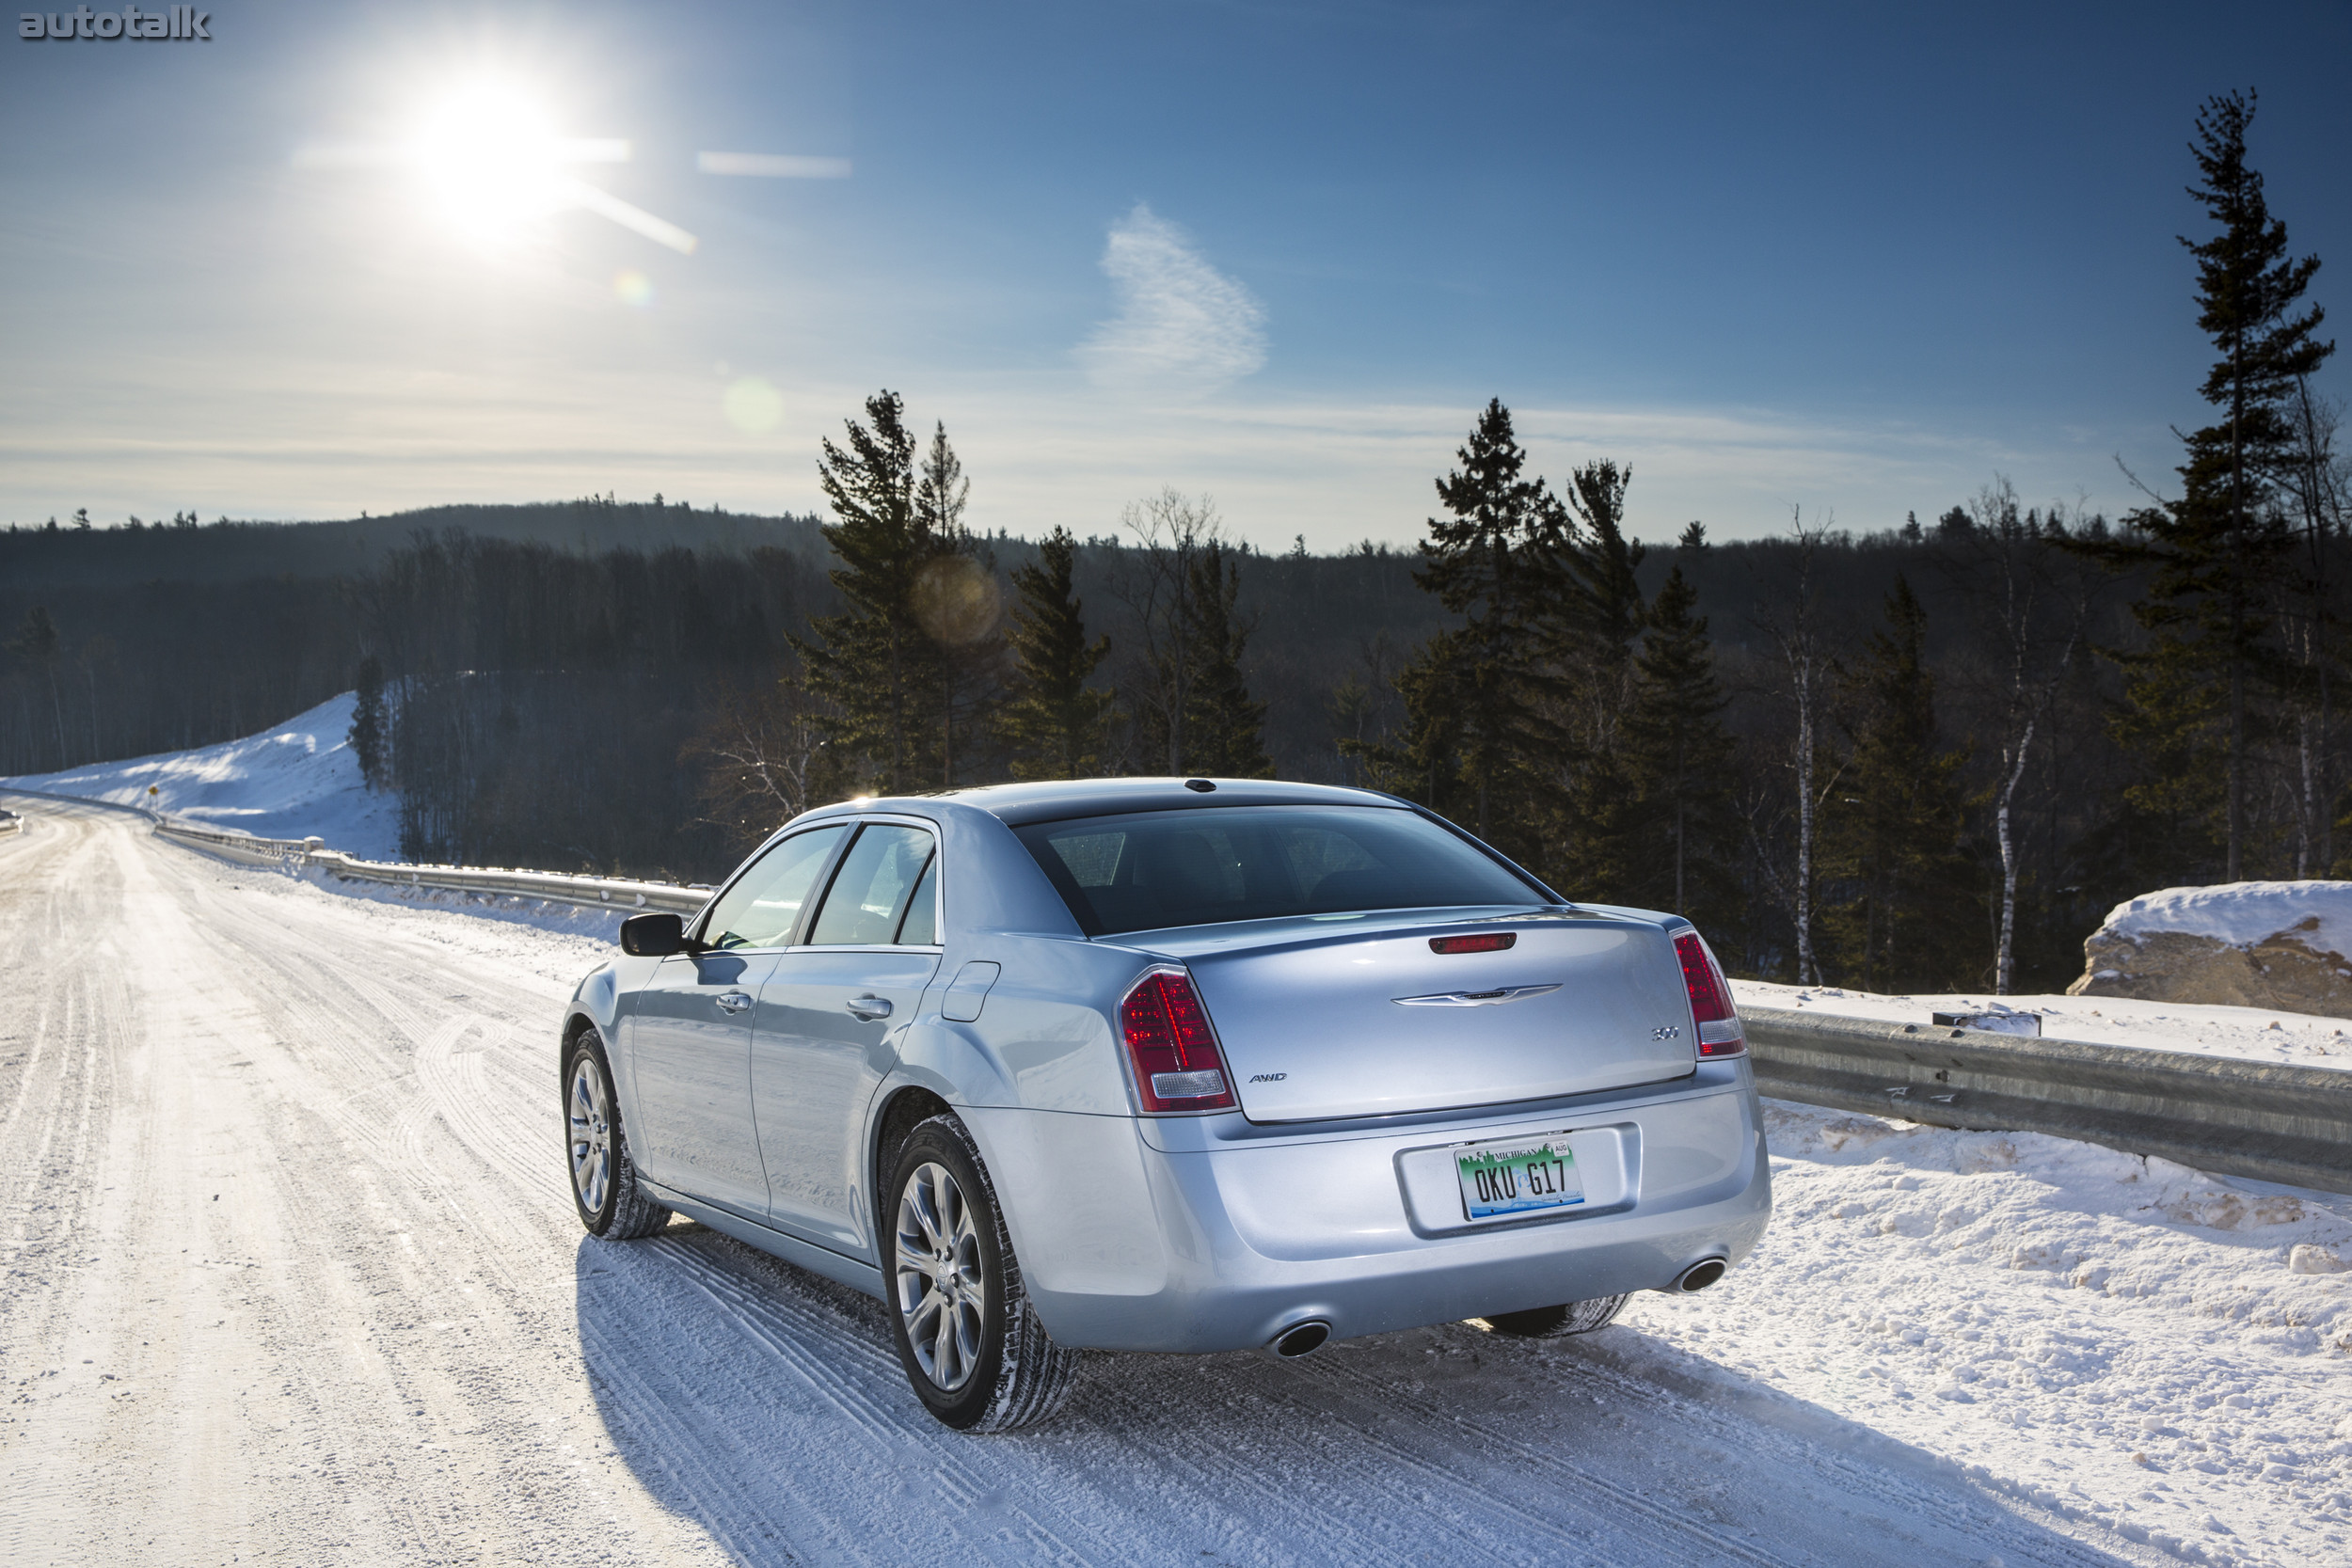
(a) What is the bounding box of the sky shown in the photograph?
[2,0,2346,549]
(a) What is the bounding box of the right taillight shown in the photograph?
[1119,969,1237,1113]
[1673,931,1745,1057]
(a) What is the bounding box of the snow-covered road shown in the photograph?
[3,802,2344,1567]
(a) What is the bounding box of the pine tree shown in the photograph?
[348,655,388,790]
[1820,578,1976,991]
[2107,90,2334,878]
[1178,540,1273,777]
[905,422,1002,786]
[1371,400,1565,860]
[794,394,986,794]
[999,526,1114,779]
[1552,461,1649,884]
[1559,459,1647,739]
[1611,566,1739,927]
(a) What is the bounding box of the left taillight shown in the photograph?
[1673,930,1746,1057]
[1119,968,1237,1113]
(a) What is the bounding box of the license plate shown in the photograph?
[1455,1135,1582,1221]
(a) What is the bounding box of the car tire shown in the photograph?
[564,1031,671,1240]
[1484,1293,1629,1339]
[883,1114,1081,1432]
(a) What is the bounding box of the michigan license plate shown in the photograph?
[1455,1135,1582,1221]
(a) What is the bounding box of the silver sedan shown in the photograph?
[560,778,1772,1430]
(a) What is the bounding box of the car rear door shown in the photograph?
[628,824,847,1213]
[752,819,943,1258]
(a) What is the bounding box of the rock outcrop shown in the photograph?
[2070,883,2352,1017]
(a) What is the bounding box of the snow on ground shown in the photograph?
[2099,883,2352,951]
[0,691,401,860]
[1619,1101,2352,1562]
[1735,979,2352,1073]
[36,802,2251,1568]
[253,850,2352,1561]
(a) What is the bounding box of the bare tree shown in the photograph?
[1108,488,1223,772]
[1948,478,2092,993]
[2281,379,2348,874]
[1749,509,1834,985]
[684,668,834,850]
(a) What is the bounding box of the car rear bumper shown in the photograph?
[962,1062,1772,1354]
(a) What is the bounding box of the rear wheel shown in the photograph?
[1485,1293,1629,1339]
[564,1033,670,1240]
[884,1115,1081,1431]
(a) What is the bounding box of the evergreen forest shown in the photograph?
[2,92,2342,999]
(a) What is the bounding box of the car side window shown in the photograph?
[894,854,940,945]
[701,825,847,951]
[808,824,936,946]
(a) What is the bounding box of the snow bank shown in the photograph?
[2102,881,2352,951]
[1,691,402,861]
[1622,1100,2352,1562]
[1736,977,2352,1072]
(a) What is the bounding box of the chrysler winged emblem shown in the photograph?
[1391,983,1563,1007]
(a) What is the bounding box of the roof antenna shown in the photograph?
[1184,778,1216,793]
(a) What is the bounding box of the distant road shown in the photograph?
[0,800,2153,1568]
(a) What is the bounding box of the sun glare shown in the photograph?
[294,75,698,255]
[408,85,575,246]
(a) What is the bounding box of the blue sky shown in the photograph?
[2,1,2345,546]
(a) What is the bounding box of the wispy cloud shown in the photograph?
[1078,204,1266,393]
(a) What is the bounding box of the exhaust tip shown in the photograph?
[1675,1258,1728,1293]
[1267,1320,1332,1358]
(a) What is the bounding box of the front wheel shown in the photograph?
[884,1115,1081,1431]
[564,1033,671,1240]
[1485,1293,1629,1338]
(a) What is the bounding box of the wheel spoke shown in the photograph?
[932,1300,958,1385]
[912,1175,947,1252]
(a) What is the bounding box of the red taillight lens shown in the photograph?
[1430,932,1517,954]
[1673,931,1745,1057]
[1120,970,1237,1112]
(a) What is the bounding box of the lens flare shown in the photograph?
[613,269,654,307]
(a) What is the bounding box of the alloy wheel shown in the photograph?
[568,1053,612,1216]
[894,1161,986,1391]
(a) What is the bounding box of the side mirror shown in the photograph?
[620,911,688,958]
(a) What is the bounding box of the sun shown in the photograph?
[294,74,711,257]
[407,83,579,247]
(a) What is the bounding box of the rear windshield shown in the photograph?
[1012,805,1547,937]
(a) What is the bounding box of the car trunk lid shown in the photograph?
[1158,913,1696,1121]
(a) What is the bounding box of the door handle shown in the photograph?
[844,994,893,1022]
[715,991,753,1015]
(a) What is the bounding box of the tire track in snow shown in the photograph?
[4,805,2179,1568]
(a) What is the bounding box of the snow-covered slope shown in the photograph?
[1735,979,2352,1072]
[0,692,401,861]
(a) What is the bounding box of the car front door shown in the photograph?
[627,823,848,1213]
[753,820,943,1257]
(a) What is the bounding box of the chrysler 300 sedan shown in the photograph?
[560,778,1771,1430]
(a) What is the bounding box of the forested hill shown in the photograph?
[0,499,830,590]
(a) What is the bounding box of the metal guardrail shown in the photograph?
[137,813,708,914]
[1,787,708,913]
[299,847,707,914]
[1744,1006,2352,1196]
